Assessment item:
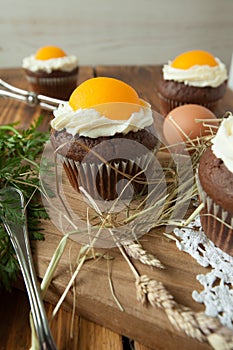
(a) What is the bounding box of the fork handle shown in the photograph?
[3,220,58,350]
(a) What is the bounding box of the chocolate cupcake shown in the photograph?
[197,114,233,256]
[50,77,160,201]
[22,46,78,100]
[157,50,228,116]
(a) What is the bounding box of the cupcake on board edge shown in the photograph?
[197,113,233,256]
[22,45,79,100]
[157,50,228,116]
[50,77,160,201]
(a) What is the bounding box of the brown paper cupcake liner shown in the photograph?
[24,68,78,100]
[60,153,155,201]
[196,172,233,256]
[158,92,219,116]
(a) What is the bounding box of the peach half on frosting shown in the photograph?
[171,50,218,69]
[69,77,146,120]
[35,46,67,60]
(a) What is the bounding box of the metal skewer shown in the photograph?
[0,79,65,111]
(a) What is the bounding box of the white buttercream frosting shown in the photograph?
[211,115,233,173]
[51,100,153,138]
[163,58,227,88]
[22,55,78,73]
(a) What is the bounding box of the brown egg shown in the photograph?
[163,104,217,146]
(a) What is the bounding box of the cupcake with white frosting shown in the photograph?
[22,46,78,100]
[157,50,228,115]
[197,114,233,256]
[50,77,160,200]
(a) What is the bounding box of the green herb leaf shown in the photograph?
[0,116,50,290]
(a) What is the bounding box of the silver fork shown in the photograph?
[0,187,58,350]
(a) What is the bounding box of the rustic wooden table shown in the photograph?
[0,66,233,350]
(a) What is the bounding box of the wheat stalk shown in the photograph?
[135,274,233,347]
[122,240,165,269]
[108,226,233,349]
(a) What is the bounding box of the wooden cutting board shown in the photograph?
[1,66,233,350]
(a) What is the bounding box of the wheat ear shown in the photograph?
[136,275,233,347]
[111,232,233,349]
[122,240,165,269]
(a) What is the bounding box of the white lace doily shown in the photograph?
[173,216,233,329]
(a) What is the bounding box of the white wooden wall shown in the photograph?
[1,0,233,68]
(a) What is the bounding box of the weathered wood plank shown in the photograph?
[0,288,125,350]
[78,318,123,350]
[0,289,31,350]
[134,342,153,350]
[31,218,210,350]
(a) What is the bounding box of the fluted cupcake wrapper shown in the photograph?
[24,68,78,100]
[60,153,156,201]
[196,171,233,256]
[157,92,219,116]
